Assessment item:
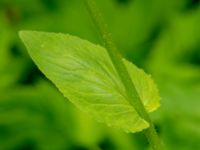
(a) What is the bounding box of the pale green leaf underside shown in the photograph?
[19,31,160,133]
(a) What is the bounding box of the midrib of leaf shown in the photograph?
[84,0,163,150]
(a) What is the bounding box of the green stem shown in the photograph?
[84,0,163,150]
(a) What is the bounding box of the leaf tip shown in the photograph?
[19,30,30,41]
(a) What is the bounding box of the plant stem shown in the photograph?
[84,0,163,150]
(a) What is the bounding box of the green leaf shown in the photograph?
[19,31,160,133]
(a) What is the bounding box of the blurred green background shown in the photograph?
[0,0,200,149]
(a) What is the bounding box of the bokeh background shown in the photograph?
[0,0,200,149]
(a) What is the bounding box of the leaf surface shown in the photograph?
[20,31,160,133]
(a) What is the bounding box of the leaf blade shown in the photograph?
[19,31,160,133]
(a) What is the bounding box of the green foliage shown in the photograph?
[19,31,160,133]
[0,24,27,89]
[0,81,73,150]
[147,8,200,82]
